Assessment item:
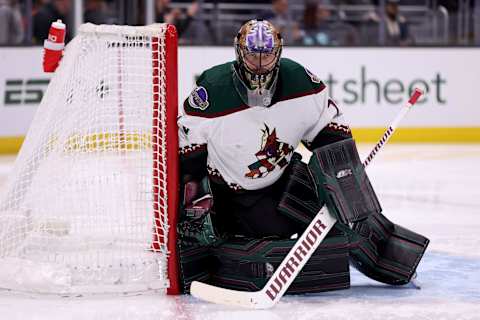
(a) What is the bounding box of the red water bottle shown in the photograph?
[43,20,66,73]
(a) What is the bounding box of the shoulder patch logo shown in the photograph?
[304,68,321,84]
[188,86,210,110]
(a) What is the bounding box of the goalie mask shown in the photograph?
[233,19,283,107]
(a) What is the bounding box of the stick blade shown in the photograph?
[190,281,272,309]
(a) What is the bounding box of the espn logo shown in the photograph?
[4,79,50,106]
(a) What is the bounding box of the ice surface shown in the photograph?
[0,144,479,320]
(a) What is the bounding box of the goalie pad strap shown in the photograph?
[308,138,382,224]
[349,213,430,285]
[209,225,350,294]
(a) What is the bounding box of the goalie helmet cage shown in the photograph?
[0,24,180,295]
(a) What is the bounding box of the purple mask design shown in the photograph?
[246,22,274,54]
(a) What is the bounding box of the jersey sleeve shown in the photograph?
[178,96,210,181]
[302,86,353,150]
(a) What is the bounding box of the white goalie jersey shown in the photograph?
[178,59,351,191]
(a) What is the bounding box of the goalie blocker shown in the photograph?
[178,139,429,293]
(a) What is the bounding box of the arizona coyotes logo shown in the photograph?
[245,124,293,179]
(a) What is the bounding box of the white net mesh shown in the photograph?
[0,24,176,295]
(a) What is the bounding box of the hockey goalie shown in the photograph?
[177,19,429,295]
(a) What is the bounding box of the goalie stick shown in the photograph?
[363,88,423,167]
[190,88,424,309]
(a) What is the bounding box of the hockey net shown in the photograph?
[0,24,179,295]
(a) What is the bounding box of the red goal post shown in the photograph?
[152,24,180,295]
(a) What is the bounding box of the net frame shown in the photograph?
[0,23,180,295]
[153,24,180,295]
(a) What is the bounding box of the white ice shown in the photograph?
[0,144,479,320]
